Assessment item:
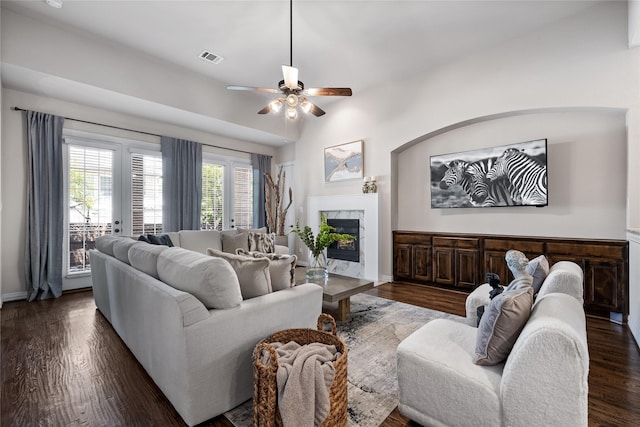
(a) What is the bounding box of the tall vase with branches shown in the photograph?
[291,213,355,280]
[264,166,293,241]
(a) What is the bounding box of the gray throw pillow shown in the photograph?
[207,248,272,299]
[221,231,249,254]
[237,249,297,291]
[525,255,550,294]
[473,286,534,366]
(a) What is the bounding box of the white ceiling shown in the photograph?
[1,0,602,145]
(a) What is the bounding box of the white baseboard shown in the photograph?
[3,291,28,303]
[379,274,393,283]
[628,314,640,349]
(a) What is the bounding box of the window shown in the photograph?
[67,145,114,274]
[131,153,163,235]
[201,157,253,231]
[201,163,224,230]
[234,165,253,229]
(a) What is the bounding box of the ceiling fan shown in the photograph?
[227,0,352,119]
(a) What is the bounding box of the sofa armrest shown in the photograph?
[179,283,323,422]
[465,283,491,326]
[502,293,588,427]
[537,261,584,304]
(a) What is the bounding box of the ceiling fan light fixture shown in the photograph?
[270,99,283,113]
[300,98,312,114]
[286,107,298,120]
[286,94,299,108]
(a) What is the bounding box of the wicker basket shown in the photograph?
[252,313,348,427]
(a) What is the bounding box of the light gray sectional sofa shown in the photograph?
[90,230,322,426]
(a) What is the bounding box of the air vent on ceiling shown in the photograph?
[199,50,224,64]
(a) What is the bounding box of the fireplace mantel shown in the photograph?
[307,194,380,281]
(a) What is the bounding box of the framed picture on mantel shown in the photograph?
[324,140,363,183]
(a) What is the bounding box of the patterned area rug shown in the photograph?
[224,293,465,427]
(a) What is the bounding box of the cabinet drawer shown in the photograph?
[433,237,479,249]
[546,242,625,259]
[484,239,544,254]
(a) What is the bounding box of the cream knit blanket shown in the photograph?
[262,341,340,427]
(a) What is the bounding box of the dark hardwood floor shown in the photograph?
[2,282,639,426]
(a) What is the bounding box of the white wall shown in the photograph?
[0,88,279,299]
[293,2,638,281]
[397,111,627,239]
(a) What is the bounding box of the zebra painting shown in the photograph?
[438,159,518,207]
[464,158,521,206]
[486,148,548,206]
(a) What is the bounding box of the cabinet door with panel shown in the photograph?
[584,259,624,313]
[457,249,479,289]
[394,243,413,280]
[413,245,432,281]
[433,247,455,286]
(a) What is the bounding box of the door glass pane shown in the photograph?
[131,153,163,235]
[67,145,113,274]
[202,163,224,230]
[234,165,253,229]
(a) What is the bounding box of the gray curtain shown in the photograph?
[251,154,271,229]
[161,136,202,231]
[25,111,65,301]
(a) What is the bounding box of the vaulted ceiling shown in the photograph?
[1,1,603,145]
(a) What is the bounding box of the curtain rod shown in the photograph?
[11,106,271,157]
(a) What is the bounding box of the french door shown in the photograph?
[62,132,162,291]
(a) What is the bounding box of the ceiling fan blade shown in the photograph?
[227,85,281,94]
[307,102,326,117]
[258,104,272,114]
[282,65,299,90]
[303,87,352,97]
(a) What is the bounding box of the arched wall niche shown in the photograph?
[390,106,628,240]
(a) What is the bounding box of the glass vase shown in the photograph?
[306,251,328,281]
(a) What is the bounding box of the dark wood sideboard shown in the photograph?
[393,230,629,320]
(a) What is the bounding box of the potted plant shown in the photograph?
[291,213,355,280]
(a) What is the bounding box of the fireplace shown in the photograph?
[327,219,360,263]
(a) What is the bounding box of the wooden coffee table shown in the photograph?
[294,267,374,321]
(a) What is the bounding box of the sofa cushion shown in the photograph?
[95,235,121,256]
[248,231,275,253]
[128,242,170,279]
[474,286,533,366]
[221,231,249,254]
[178,230,222,254]
[237,249,297,291]
[157,247,242,309]
[526,255,550,293]
[112,238,141,264]
[207,248,272,299]
[397,319,503,426]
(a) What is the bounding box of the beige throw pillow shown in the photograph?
[207,248,272,299]
[473,286,534,366]
[237,249,297,291]
[221,231,249,254]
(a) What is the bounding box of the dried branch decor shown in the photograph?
[264,166,293,236]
